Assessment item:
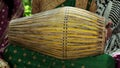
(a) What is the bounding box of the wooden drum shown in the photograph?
[0,59,9,68]
[9,7,105,59]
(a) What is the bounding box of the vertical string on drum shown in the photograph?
[63,7,69,59]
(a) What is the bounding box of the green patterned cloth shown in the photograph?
[3,44,115,68]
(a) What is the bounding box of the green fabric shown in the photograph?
[4,44,115,68]
[56,0,76,8]
[22,0,31,16]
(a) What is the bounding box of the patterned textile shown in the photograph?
[0,0,24,58]
[96,0,112,23]
[105,1,120,55]
[109,1,120,28]
[96,0,120,28]
[0,0,9,58]
[96,0,120,55]
[113,54,120,68]
[32,0,97,14]
[105,33,120,54]
[4,44,115,68]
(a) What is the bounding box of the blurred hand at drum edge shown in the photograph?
[105,22,113,43]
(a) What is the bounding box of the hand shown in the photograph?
[105,22,112,42]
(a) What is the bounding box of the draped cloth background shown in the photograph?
[32,0,97,14]
[0,0,24,58]
[96,0,120,56]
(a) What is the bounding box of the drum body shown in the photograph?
[9,7,105,59]
[0,59,9,68]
